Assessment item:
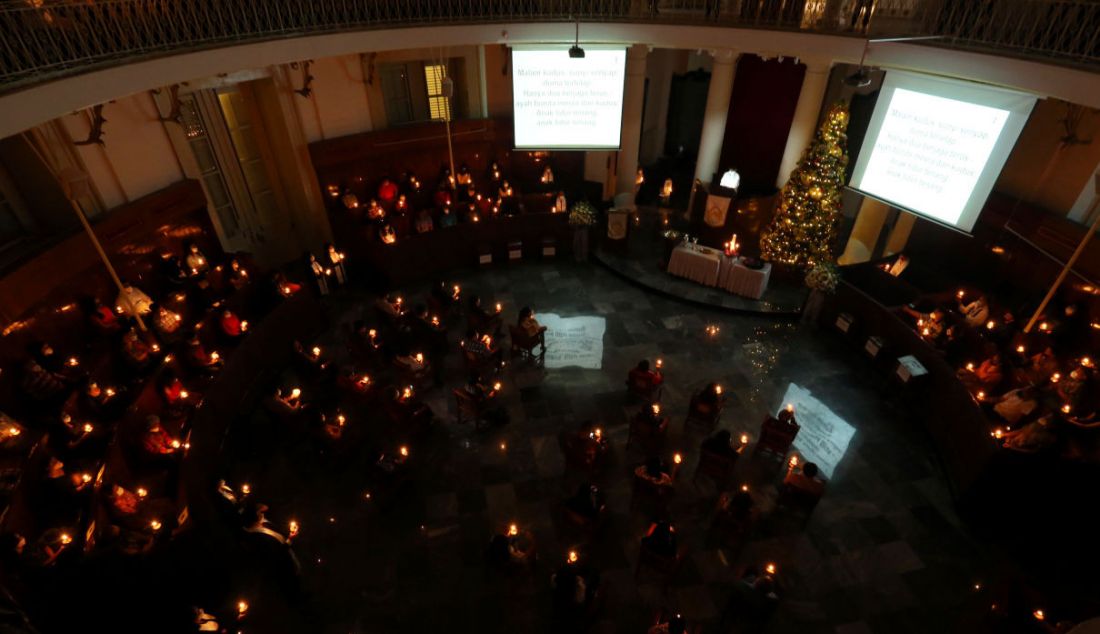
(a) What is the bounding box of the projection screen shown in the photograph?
[511,46,627,150]
[848,71,1036,233]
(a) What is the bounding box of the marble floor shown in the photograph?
[216,260,1041,634]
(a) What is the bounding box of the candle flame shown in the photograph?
[399,445,409,457]
[312,346,321,357]
[137,487,148,498]
[789,455,799,468]
[60,533,72,545]
[493,382,502,391]
[740,433,749,445]
[237,600,249,617]
[673,453,682,464]
[765,562,777,575]
[568,550,578,564]
[241,483,251,495]
[150,519,162,531]
[291,388,301,399]
[508,523,518,537]
[83,423,93,433]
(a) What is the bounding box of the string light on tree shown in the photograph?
[760,102,851,268]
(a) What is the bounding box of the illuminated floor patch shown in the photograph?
[781,382,856,479]
[539,313,607,370]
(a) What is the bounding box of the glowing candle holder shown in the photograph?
[241,483,251,495]
[651,403,661,416]
[60,533,72,546]
[67,356,79,367]
[673,453,683,465]
[493,381,502,392]
[495,302,503,313]
[655,358,663,369]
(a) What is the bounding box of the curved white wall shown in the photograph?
[3,22,1100,139]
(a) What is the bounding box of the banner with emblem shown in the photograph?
[704,194,731,227]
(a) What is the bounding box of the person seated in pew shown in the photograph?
[1000,414,1058,453]
[157,370,191,408]
[273,385,305,414]
[783,460,826,498]
[641,519,678,558]
[141,415,180,461]
[185,241,209,277]
[719,566,780,628]
[81,380,124,418]
[157,251,190,286]
[227,258,251,290]
[958,292,990,329]
[430,280,460,312]
[151,303,184,341]
[219,309,247,339]
[271,271,302,299]
[958,351,1004,392]
[565,482,606,521]
[20,342,71,403]
[293,340,331,376]
[991,387,1039,425]
[120,327,154,370]
[456,164,473,187]
[635,457,673,488]
[627,359,664,392]
[1022,346,1059,385]
[464,372,508,426]
[83,296,122,334]
[702,429,740,459]
[186,335,223,372]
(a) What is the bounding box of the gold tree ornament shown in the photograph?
[760,101,850,268]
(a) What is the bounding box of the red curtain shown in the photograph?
[717,55,807,195]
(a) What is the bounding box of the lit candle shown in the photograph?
[210,351,220,362]
[740,484,750,492]
[715,385,722,395]
[171,439,181,449]
[765,562,777,575]
[508,523,518,537]
[241,483,251,495]
[1051,373,1061,383]
[673,453,683,465]
[493,381,502,392]
[976,390,986,400]
[150,519,162,532]
[1039,322,1050,332]
[336,414,346,427]
[291,388,302,399]
[1016,345,1026,354]
[414,352,424,365]
[240,320,249,332]
[594,428,602,439]
[453,284,461,299]
[740,433,749,445]
[1061,404,1072,414]
[651,403,661,415]
[80,473,92,484]
[785,404,794,413]
[568,550,578,564]
[1082,357,1093,368]
[431,315,440,327]
[399,445,409,458]
[180,390,190,400]
[289,520,299,538]
[237,600,249,619]
[655,359,663,369]
[137,487,148,498]
[82,423,93,434]
[956,289,965,299]
[312,346,321,358]
[60,533,72,545]
[1033,609,1045,621]
[495,302,502,313]
[986,320,996,330]
[965,362,975,372]
[402,386,413,400]
[67,356,79,367]
[358,375,371,387]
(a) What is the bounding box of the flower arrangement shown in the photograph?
[568,200,598,227]
[805,261,839,294]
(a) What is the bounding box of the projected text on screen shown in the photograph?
[860,89,1008,225]
[512,48,626,150]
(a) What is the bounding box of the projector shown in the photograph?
[568,45,585,59]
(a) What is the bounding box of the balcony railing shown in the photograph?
[1,0,1098,94]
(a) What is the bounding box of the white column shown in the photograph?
[1068,163,1100,223]
[693,50,738,185]
[616,44,649,196]
[775,59,832,189]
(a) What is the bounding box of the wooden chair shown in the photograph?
[508,325,545,366]
[685,393,722,429]
[625,369,662,402]
[461,346,501,377]
[753,416,799,460]
[453,388,490,430]
[693,447,738,490]
[468,310,502,338]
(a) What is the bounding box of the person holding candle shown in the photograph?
[467,294,502,336]
[518,306,547,341]
[565,482,606,522]
[219,309,246,340]
[464,372,509,426]
[83,296,122,334]
[715,488,756,526]
[635,457,673,488]
[641,519,678,558]
[783,460,826,499]
[227,258,251,290]
[121,327,154,371]
[999,414,1058,453]
[20,342,70,403]
[627,360,664,395]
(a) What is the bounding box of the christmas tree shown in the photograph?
[760,101,850,268]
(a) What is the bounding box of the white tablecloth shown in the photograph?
[717,257,771,300]
[668,245,721,287]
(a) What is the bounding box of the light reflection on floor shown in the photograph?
[539,313,607,369]
[781,382,857,478]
